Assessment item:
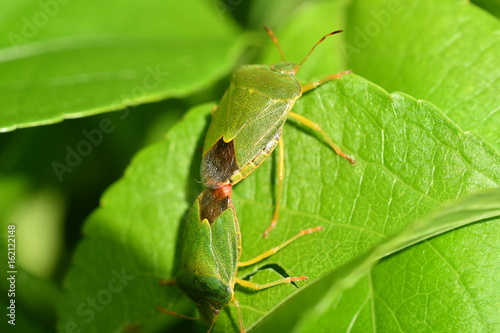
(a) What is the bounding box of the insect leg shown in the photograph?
[301,70,352,93]
[263,138,285,238]
[288,111,355,163]
[231,298,246,333]
[159,279,176,285]
[235,275,308,290]
[157,306,200,321]
[238,227,322,267]
[158,279,200,321]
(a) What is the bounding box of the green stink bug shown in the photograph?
[159,185,321,332]
[201,27,354,237]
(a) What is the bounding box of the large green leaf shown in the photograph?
[345,0,500,150]
[253,188,500,332]
[0,0,242,132]
[58,74,500,332]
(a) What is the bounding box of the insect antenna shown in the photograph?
[264,25,286,61]
[294,29,343,73]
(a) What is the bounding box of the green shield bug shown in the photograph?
[159,185,322,332]
[201,26,355,237]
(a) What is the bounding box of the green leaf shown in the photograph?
[57,104,208,333]
[58,74,500,332]
[472,0,500,18]
[345,0,500,150]
[253,188,500,332]
[0,0,242,132]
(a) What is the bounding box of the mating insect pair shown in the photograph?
[159,185,322,332]
[159,27,354,332]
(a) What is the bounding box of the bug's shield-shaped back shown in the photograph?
[176,189,241,326]
[201,64,301,188]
